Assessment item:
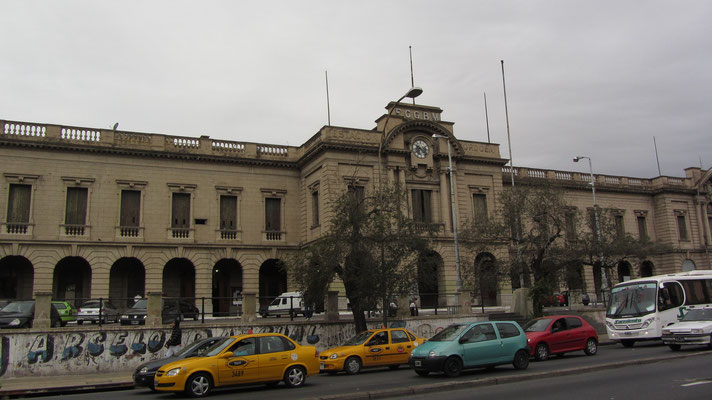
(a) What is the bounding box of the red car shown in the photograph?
[523,315,598,361]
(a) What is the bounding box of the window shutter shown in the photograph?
[172,193,191,228]
[220,195,237,229]
[65,187,88,225]
[120,190,141,227]
[7,184,31,223]
[265,198,281,232]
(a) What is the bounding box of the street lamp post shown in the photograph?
[573,156,608,303]
[433,134,462,295]
[377,87,423,190]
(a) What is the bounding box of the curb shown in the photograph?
[0,381,134,398]
[305,350,711,400]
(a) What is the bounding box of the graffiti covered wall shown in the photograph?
[0,315,484,378]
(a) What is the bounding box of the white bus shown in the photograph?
[605,270,712,347]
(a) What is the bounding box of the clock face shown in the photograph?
[412,139,429,159]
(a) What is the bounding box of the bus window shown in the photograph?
[682,280,711,305]
[658,282,684,311]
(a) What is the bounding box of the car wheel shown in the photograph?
[345,356,362,375]
[388,365,399,370]
[185,372,212,398]
[535,343,549,361]
[443,356,462,378]
[283,366,306,388]
[621,339,635,348]
[415,370,429,377]
[668,344,682,351]
[513,349,530,370]
[584,338,598,355]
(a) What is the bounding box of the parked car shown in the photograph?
[260,292,304,318]
[319,328,426,374]
[661,307,712,351]
[51,301,76,326]
[153,333,319,397]
[523,315,598,360]
[409,321,529,377]
[120,299,200,325]
[0,300,62,328]
[541,293,567,307]
[76,300,120,324]
[134,336,226,390]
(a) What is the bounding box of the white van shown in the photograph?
[261,292,304,318]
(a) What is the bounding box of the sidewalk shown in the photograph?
[0,335,615,398]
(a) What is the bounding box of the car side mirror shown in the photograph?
[458,337,468,344]
[220,351,234,359]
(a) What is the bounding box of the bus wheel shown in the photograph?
[621,339,635,348]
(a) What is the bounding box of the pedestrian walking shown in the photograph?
[165,319,182,357]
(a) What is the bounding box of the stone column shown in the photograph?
[511,288,533,318]
[146,291,164,327]
[439,170,451,232]
[397,293,410,318]
[242,292,257,323]
[326,291,340,322]
[33,292,53,329]
[458,289,472,315]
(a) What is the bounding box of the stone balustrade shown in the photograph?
[502,166,693,190]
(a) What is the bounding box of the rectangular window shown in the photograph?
[7,183,31,231]
[65,187,88,226]
[120,190,141,227]
[637,216,648,240]
[473,193,488,222]
[312,190,319,226]
[681,280,711,305]
[265,198,281,232]
[565,211,577,241]
[220,195,237,230]
[615,215,625,237]
[677,214,688,240]
[171,193,191,228]
[348,185,365,202]
[412,189,432,223]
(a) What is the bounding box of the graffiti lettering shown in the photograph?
[61,333,85,360]
[27,335,54,364]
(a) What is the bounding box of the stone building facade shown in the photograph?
[1,100,711,315]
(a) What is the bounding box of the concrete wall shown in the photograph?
[0,315,487,378]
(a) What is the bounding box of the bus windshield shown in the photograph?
[607,282,657,318]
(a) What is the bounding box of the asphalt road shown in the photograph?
[34,341,712,400]
[397,350,712,400]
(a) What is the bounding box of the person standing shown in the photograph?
[410,297,419,317]
[165,319,182,357]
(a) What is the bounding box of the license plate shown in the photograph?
[414,361,422,367]
[675,337,683,342]
[320,362,324,369]
[624,331,635,336]
[131,320,139,325]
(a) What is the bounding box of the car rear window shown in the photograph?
[54,303,66,309]
[565,317,582,329]
[495,323,521,338]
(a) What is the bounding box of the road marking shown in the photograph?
[681,380,712,387]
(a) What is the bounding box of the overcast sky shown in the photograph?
[2,1,710,179]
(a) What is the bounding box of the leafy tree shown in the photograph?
[289,183,429,332]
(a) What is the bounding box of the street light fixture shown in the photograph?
[433,133,462,296]
[377,87,423,190]
[573,156,608,302]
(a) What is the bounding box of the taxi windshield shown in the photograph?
[343,331,374,346]
[204,338,235,357]
[429,324,468,341]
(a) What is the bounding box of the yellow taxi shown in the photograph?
[319,328,426,374]
[153,333,319,397]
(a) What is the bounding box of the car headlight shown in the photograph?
[329,353,338,359]
[139,367,148,374]
[121,315,128,319]
[527,338,531,343]
[166,367,183,377]
[142,315,147,319]
[606,321,615,330]
[428,351,437,358]
[691,329,704,334]
[9,319,21,326]
[640,318,653,329]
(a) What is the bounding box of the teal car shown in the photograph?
[409,321,530,377]
[52,301,76,326]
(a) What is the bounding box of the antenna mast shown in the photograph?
[325,71,331,126]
